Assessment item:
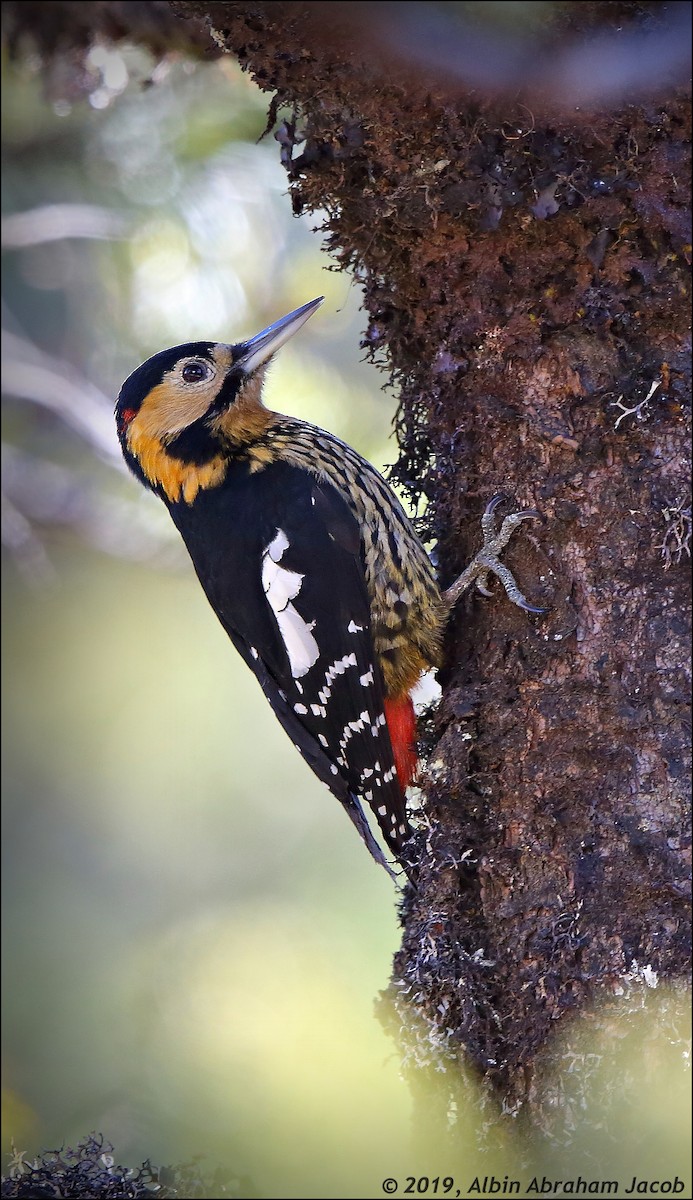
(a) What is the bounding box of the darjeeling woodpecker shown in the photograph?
[115,298,543,876]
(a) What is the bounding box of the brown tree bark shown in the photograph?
[6,0,690,1122]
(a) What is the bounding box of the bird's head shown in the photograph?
[115,296,323,502]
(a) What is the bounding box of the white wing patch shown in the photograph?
[262,528,319,678]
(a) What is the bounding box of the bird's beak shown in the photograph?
[233,296,324,376]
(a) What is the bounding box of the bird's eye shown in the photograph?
[181,361,211,383]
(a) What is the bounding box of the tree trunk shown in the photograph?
[174,0,693,1117]
[7,0,690,1121]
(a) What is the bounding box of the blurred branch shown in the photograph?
[1,204,130,248]
[1,442,182,576]
[1,487,56,583]
[366,0,693,109]
[175,1,692,112]
[2,329,123,468]
[1,331,184,574]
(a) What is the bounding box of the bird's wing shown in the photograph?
[173,460,410,867]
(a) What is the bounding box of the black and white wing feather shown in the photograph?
[170,459,410,870]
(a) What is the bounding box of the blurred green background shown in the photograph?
[2,36,690,1200]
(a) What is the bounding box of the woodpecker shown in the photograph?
[115,297,543,877]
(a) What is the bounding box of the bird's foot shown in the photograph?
[443,494,547,614]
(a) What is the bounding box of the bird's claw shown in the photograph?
[512,594,547,615]
[482,492,508,518]
[444,498,548,614]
